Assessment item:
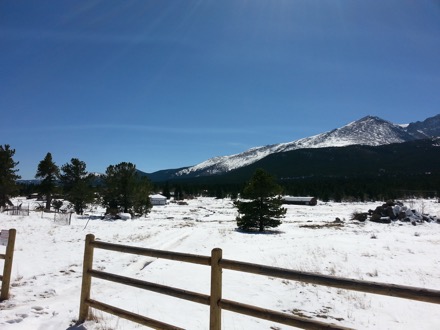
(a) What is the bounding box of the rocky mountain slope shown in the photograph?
[405,114,440,138]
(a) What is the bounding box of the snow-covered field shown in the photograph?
[0,197,439,330]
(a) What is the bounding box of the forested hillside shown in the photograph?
[149,138,440,201]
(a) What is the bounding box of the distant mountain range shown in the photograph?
[146,114,440,182]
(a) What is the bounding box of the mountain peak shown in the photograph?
[358,115,381,121]
[289,115,413,150]
[354,115,391,125]
[351,115,399,131]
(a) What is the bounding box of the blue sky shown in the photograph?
[1,1,440,179]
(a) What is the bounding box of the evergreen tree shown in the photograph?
[132,176,153,216]
[234,169,286,232]
[35,152,59,211]
[102,162,152,216]
[60,158,95,214]
[0,145,21,208]
[174,185,183,201]
[215,186,224,199]
[162,182,171,199]
[51,199,63,212]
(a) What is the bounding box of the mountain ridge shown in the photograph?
[145,138,440,193]
[145,114,439,182]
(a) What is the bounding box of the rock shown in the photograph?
[371,214,391,223]
[361,200,438,226]
[393,205,401,216]
[386,207,396,220]
[385,200,395,207]
[351,213,367,222]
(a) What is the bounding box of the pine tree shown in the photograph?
[0,145,21,208]
[60,158,95,214]
[162,182,171,199]
[132,176,153,216]
[35,152,59,211]
[102,162,152,216]
[234,169,286,232]
[174,185,183,201]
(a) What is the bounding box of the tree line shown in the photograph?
[0,145,153,217]
[1,145,286,232]
[3,144,437,233]
[153,173,439,203]
[2,144,438,218]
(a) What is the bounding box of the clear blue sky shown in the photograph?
[1,1,439,179]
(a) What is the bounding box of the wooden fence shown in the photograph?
[78,234,440,329]
[0,228,16,301]
[2,204,29,216]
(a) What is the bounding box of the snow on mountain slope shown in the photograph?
[284,116,414,149]
[405,114,440,139]
[176,116,415,177]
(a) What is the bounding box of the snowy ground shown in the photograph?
[0,197,439,330]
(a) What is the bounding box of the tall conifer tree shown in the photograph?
[35,152,59,211]
[102,162,152,216]
[235,169,286,232]
[0,145,21,208]
[60,158,94,214]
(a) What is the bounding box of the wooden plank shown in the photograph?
[91,240,211,266]
[209,248,222,330]
[87,298,184,330]
[89,269,210,305]
[219,299,353,330]
[78,234,95,322]
[219,258,440,304]
[1,229,16,300]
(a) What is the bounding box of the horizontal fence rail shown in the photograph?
[218,299,351,330]
[88,298,184,330]
[89,269,211,306]
[90,240,211,266]
[219,258,440,305]
[78,234,440,329]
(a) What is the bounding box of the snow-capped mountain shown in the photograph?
[174,115,438,178]
[405,114,440,139]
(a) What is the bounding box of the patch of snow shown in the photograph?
[118,213,131,220]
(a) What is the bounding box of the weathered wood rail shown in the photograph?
[78,234,440,329]
[0,228,16,301]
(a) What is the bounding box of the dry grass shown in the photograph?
[299,223,344,229]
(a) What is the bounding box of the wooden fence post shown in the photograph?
[210,248,222,330]
[0,229,16,301]
[78,234,95,323]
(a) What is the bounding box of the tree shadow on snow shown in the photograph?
[234,228,285,235]
[77,215,105,220]
[66,324,87,330]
